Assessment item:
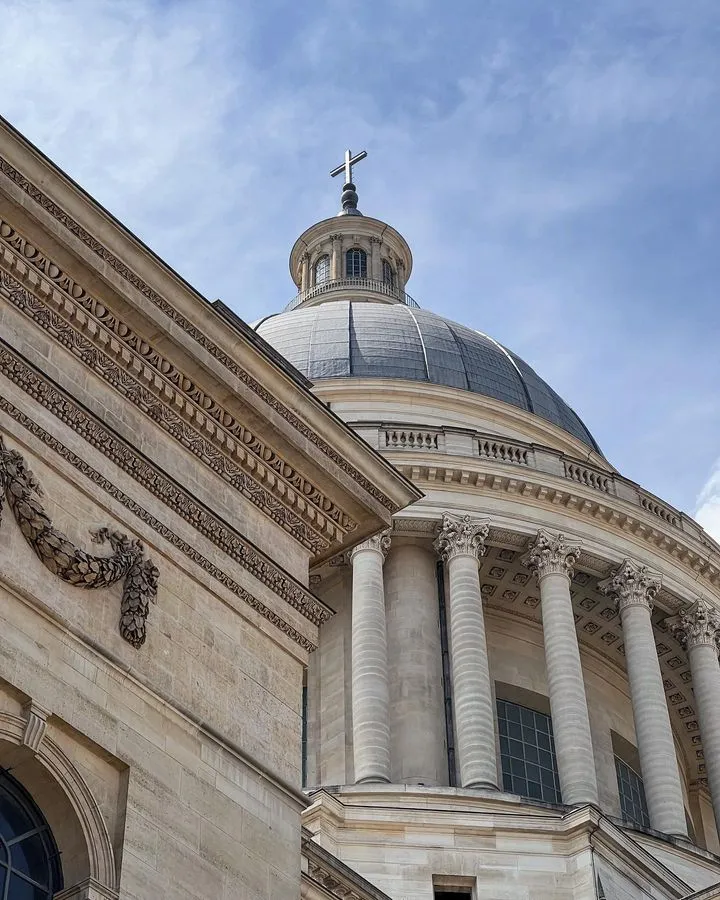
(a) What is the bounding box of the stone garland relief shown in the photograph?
[0,435,158,647]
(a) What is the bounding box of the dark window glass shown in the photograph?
[615,757,650,829]
[314,255,330,285]
[382,259,395,288]
[0,770,62,899]
[346,248,367,278]
[496,700,561,804]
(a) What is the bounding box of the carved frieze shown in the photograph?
[0,354,329,643]
[0,160,397,515]
[0,436,158,647]
[0,230,345,554]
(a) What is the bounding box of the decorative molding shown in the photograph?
[0,400,322,652]
[667,598,720,650]
[0,234,344,555]
[21,700,50,754]
[521,529,582,581]
[0,156,398,512]
[54,878,120,900]
[350,532,391,561]
[396,462,720,597]
[433,513,489,561]
[0,710,118,890]
[0,436,158,647]
[0,159,399,515]
[0,341,329,630]
[598,558,662,613]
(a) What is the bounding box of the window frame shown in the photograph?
[497,698,562,805]
[382,258,395,289]
[345,247,367,279]
[614,755,650,829]
[313,254,330,286]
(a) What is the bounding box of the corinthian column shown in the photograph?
[669,599,720,833]
[350,533,391,783]
[434,514,497,789]
[522,530,599,806]
[599,560,687,836]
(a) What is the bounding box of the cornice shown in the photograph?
[0,154,402,518]
[0,229,348,554]
[395,461,720,595]
[0,345,331,646]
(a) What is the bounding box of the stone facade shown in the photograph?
[0,118,418,899]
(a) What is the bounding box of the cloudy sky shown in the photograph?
[2,0,720,535]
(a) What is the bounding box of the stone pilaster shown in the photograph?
[370,236,382,281]
[599,559,687,836]
[330,233,343,280]
[350,532,391,783]
[522,530,599,806]
[669,598,720,834]
[300,252,310,291]
[434,514,497,789]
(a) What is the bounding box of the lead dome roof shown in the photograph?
[253,301,601,453]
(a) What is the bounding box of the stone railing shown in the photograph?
[284,277,419,312]
[638,494,681,528]
[564,461,612,493]
[374,423,704,541]
[384,428,441,451]
[478,437,530,466]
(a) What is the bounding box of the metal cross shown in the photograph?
[330,149,367,185]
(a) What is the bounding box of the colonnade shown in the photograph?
[348,514,720,839]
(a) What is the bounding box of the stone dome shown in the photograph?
[253,300,601,453]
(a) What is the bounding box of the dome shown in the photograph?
[253,301,601,453]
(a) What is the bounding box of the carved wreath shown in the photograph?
[0,436,158,647]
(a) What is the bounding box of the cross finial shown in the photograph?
[330,149,367,216]
[330,149,367,186]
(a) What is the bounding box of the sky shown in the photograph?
[2,0,720,536]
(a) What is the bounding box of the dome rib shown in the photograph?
[403,304,430,381]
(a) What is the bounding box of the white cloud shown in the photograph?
[695,460,720,543]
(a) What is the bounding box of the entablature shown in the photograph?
[0,120,420,568]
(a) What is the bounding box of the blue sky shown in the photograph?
[3,0,720,535]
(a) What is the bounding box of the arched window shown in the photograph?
[497,699,561,803]
[382,259,395,289]
[0,768,63,898]
[314,255,330,285]
[346,248,367,278]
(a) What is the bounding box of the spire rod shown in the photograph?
[330,149,367,216]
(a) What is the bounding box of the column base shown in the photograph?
[464,780,499,791]
[355,776,391,785]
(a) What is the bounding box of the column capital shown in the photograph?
[598,558,661,613]
[350,531,391,561]
[433,513,489,562]
[668,598,720,650]
[521,529,581,580]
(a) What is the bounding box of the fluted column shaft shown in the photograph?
[435,515,497,789]
[670,600,720,833]
[523,531,599,806]
[600,560,687,836]
[350,534,391,783]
